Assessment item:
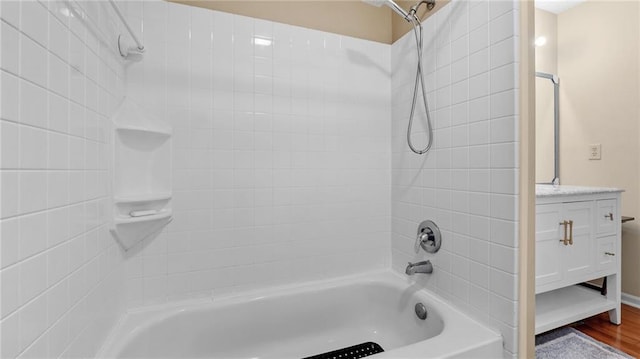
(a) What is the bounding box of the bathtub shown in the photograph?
[98,271,502,358]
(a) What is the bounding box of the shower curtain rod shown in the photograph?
[108,0,145,52]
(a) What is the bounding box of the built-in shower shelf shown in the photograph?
[114,209,173,225]
[116,126,172,137]
[114,193,172,204]
[110,98,173,251]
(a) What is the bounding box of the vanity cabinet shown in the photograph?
[535,185,623,334]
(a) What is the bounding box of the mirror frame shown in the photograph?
[535,72,560,185]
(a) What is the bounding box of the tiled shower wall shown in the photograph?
[390,1,520,357]
[0,1,126,358]
[123,1,392,305]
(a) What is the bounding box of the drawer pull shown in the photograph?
[568,220,574,245]
[605,252,616,256]
[605,213,614,221]
[559,221,569,245]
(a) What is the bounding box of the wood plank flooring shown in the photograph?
[573,304,640,358]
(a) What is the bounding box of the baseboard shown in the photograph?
[622,292,640,309]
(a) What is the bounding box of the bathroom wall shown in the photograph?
[171,0,394,44]
[534,9,557,183]
[0,1,127,358]
[391,0,451,42]
[171,0,448,45]
[123,0,391,306]
[554,1,640,300]
[391,1,520,357]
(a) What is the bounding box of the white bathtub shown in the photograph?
[97,271,502,358]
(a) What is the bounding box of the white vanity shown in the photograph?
[535,184,623,334]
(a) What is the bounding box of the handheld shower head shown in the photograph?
[362,0,411,21]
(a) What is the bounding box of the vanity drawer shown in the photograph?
[597,199,617,236]
[596,235,617,271]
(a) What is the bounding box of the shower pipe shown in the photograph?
[363,0,436,155]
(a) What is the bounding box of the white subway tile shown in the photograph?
[469,1,489,31]
[1,312,21,358]
[19,79,48,128]
[19,212,47,260]
[469,72,489,100]
[20,254,47,304]
[19,125,48,169]
[466,91,488,121]
[490,218,518,248]
[469,169,490,192]
[0,171,19,218]
[2,2,127,357]
[490,37,516,71]
[490,63,516,93]
[489,11,515,45]
[469,24,488,54]
[47,241,69,286]
[490,243,517,274]
[48,15,69,62]
[0,72,20,124]
[0,20,20,74]
[1,264,20,318]
[491,193,517,221]
[19,171,47,214]
[48,93,69,133]
[490,142,516,168]
[490,116,516,143]
[20,34,48,88]
[489,268,518,300]
[19,290,48,350]
[47,312,70,358]
[1,121,19,168]
[0,218,20,268]
[469,47,488,76]
[20,1,49,48]
[491,169,517,194]
[20,326,49,358]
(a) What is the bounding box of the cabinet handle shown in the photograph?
[559,220,569,245]
[605,213,614,221]
[605,252,615,256]
[568,220,574,245]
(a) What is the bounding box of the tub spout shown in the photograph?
[405,260,433,275]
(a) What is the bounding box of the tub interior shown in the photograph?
[113,282,444,358]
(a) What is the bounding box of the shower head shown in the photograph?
[362,0,411,21]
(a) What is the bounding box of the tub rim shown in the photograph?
[97,270,502,359]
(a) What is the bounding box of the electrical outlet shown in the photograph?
[589,144,601,160]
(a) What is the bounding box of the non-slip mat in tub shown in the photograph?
[303,342,384,359]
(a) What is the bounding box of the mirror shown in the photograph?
[535,72,559,184]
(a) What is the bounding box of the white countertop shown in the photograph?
[536,184,624,198]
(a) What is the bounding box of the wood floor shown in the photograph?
[573,304,640,357]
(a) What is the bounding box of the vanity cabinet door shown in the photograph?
[563,201,595,281]
[597,199,618,236]
[535,203,564,289]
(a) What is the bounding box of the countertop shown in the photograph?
[536,184,624,198]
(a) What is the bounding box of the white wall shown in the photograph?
[123,1,392,306]
[390,1,520,357]
[0,1,127,357]
[555,1,640,299]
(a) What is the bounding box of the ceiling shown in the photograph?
[535,0,586,14]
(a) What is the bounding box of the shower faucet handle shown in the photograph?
[415,231,429,253]
[415,220,442,254]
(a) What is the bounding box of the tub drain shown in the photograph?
[303,342,384,359]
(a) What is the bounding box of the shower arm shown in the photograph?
[406,0,436,21]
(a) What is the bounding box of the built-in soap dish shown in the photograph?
[111,209,173,250]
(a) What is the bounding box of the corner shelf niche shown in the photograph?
[110,98,173,250]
